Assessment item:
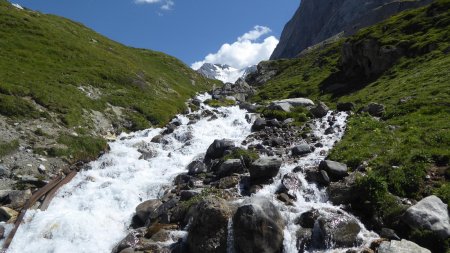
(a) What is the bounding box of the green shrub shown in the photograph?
[0,139,19,157]
[204,98,236,108]
[223,148,260,167]
[57,135,108,161]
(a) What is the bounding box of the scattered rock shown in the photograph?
[0,206,18,222]
[280,173,302,194]
[367,103,385,117]
[327,172,360,205]
[291,144,312,156]
[187,160,207,175]
[337,102,355,112]
[187,197,231,253]
[378,239,431,253]
[251,118,267,132]
[135,199,162,224]
[309,101,329,118]
[249,157,282,183]
[151,135,164,144]
[319,160,348,181]
[180,190,200,201]
[402,195,450,239]
[217,175,240,189]
[233,198,285,253]
[205,139,235,160]
[316,213,361,248]
[214,159,245,178]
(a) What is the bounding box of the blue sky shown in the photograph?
[9,0,299,68]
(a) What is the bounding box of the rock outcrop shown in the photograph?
[270,0,433,60]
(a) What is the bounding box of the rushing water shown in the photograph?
[6,94,377,253]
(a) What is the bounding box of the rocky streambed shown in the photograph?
[2,93,445,253]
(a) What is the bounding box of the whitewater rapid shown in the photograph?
[6,94,378,253]
[7,94,252,253]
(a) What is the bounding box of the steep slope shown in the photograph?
[249,1,450,251]
[270,0,433,60]
[0,1,216,184]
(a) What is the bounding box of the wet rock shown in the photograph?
[149,198,180,224]
[291,144,311,156]
[173,174,193,186]
[205,139,235,160]
[162,124,176,135]
[380,228,400,240]
[187,160,207,175]
[316,214,361,248]
[151,135,165,144]
[239,103,258,113]
[135,199,162,224]
[187,197,231,253]
[249,157,282,183]
[113,230,141,253]
[296,228,312,253]
[277,193,294,205]
[296,209,320,228]
[324,127,335,135]
[268,137,284,147]
[251,118,267,132]
[337,102,355,112]
[233,198,285,253]
[0,206,18,222]
[214,159,245,178]
[378,239,431,253]
[309,101,329,118]
[280,173,302,194]
[402,195,450,239]
[319,160,348,181]
[138,148,155,161]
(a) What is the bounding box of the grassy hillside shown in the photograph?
[251,0,449,245]
[0,0,217,162]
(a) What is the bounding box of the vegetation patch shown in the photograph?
[204,98,236,108]
[0,139,19,157]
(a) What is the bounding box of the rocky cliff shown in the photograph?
[270,0,433,60]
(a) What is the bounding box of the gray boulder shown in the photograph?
[205,139,235,160]
[187,197,231,253]
[187,160,207,175]
[215,159,245,178]
[249,157,282,183]
[251,118,267,132]
[316,213,361,248]
[291,144,312,156]
[402,195,450,239]
[366,103,385,117]
[135,199,162,224]
[233,198,285,253]
[280,173,302,194]
[319,160,348,181]
[269,98,314,112]
[378,239,431,253]
[309,101,329,118]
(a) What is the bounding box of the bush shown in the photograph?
[223,148,259,167]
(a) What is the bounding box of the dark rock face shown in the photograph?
[309,102,329,118]
[291,144,312,156]
[214,159,245,178]
[205,139,235,160]
[337,102,355,112]
[187,197,231,253]
[251,118,267,132]
[270,0,432,60]
[233,198,285,253]
[187,160,207,175]
[249,157,282,183]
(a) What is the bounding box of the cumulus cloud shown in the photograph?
[191,26,279,70]
[135,0,174,10]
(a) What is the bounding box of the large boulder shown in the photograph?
[268,98,314,112]
[319,160,348,181]
[251,118,267,132]
[327,172,360,205]
[402,195,450,239]
[291,144,312,156]
[361,102,385,117]
[187,197,231,253]
[249,157,282,183]
[309,101,329,118]
[316,213,361,248]
[214,159,245,178]
[135,199,162,224]
[233,198,285,253]
[205,139,235,160]
[378,239,431,253]
[187,160,207,175]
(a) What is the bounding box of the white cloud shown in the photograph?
[135,0,174,10]
[191,26,279,70]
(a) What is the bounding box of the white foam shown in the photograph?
[7,95,252,253]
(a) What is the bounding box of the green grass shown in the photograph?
[48,135,108,162]
[0,0,217,130]
[0,139,19,157]
[204,98,236,108]
[250,0,450,233]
